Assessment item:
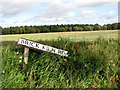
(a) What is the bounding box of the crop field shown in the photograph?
[1,30,118,41]
[1,30,120,88]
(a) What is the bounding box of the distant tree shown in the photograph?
[73,26,79,31]
[87,26,93,31]
[50,25,57,32]
[34,27,40,33]
[41,27,50,33]
[1,23,119,35]
[93,24,101,30]
[25,27,31,33]
[118,23,120,29]
[79,27,83,31]
[65,26,69,31]
[83,26,93,31]
[68,27,72,31]
[112,23,118,30]
[106,24,112,30]
[19,27,23,34]
[3,28,10,34]
[15,28,20,34]
[57,27,66,32]
[22,27,26,34]
[102,25,107,30]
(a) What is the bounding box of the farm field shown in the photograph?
[1,30,120,88]
[1,30,118,42]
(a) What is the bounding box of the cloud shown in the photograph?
[81,9,96,14]
[24,11,75,23]
[1,2,38,18]
[75,10,117,25]
[42,0,118,19]
[100,11,117,21]
[0,0,47,2]
[1,0,118,18]
[44,1,73,18]
[0,0,118,27]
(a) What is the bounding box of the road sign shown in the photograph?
[18,38,68,57]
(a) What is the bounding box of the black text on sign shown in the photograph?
[18,38,68,57]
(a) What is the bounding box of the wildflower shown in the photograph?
[113,64,115,67]
[97,71,99,73]
[19,60,22,63]
[64,59,67,61]
[2,71,5,74]
[16,52,19,54]
[88,81,91,84]
[19,56,22,59]
[115,75,119,81]
[85,64,87,67]
[110,60,113,63]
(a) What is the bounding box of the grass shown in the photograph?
[2,37,120,88]
[1,30,118,41]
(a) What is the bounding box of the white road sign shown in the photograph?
[18,38,68,57]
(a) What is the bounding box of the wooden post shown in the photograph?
[23,47,29,69]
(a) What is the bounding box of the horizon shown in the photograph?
[2,22,118,29]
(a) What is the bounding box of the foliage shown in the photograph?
[93,24,101,30]
[2,38,119,88]
[2,23,119,35]
[102,25,107,30]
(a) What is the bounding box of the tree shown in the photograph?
[106,24,112,30]
[64,26,69,31]
[79,27,83,31]
[57,27,66,32]
[118,23,120,29]
[73,26,79,31]
[2,28,10,34]
[15,28,20,34]
[93,24,101,30]
[1,23,119,35]
[112,23,118,30]
[41,27,50,33]
[68,27,72,31]
[102,25,107,30]
[83,26,93,31]
[34,27,40,33]
[87,26,93,31]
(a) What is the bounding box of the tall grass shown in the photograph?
[2,38,119,88]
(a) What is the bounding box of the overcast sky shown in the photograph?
[0,0,119,28]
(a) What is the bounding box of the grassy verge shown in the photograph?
[2,37,120,88]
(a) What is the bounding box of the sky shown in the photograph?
[0,0,119,28]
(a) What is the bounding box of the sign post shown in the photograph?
[18,38,68,68]
[23,47,29,68]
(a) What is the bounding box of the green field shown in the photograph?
[1,30,118,41]
[1,30,120,88]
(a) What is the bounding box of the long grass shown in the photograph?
[2,37,120,88]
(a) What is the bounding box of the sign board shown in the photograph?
[18,38,68,57]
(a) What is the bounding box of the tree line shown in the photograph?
[1,23,119,35]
